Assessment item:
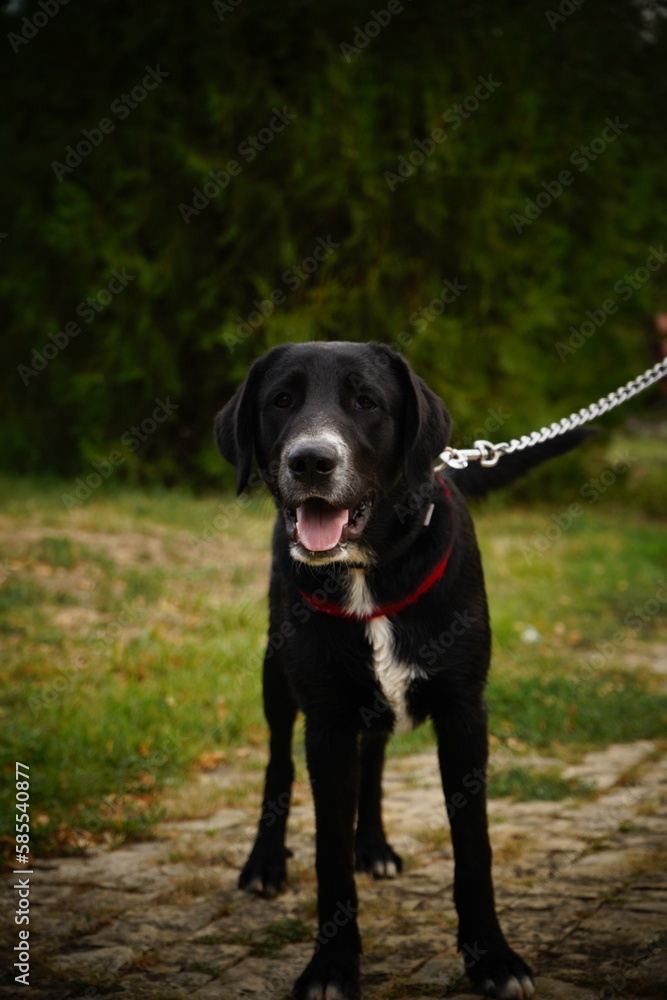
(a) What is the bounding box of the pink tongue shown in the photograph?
[296,501,349,552]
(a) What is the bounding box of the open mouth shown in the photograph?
[284,494,373,554]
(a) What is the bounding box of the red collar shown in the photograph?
[299,480,454,621]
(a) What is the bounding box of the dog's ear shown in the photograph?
[214,384,253,496]
[214,350,280,495]
[377,346,451,484]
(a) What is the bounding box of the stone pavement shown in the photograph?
[2,740,666,999]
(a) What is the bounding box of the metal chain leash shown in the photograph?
[435,357,667,471]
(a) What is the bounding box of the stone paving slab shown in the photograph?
[2,740,666,999]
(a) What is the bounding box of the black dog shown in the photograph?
[216,341,588,1000]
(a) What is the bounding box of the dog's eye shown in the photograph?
[355,396,377,411]
[273,393,292,409]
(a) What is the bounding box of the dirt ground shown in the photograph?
[2,738,666,1000]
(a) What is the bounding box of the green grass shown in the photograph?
[488,766,594,801]
[232,918,312,957]
[0,472,665,855]
[487,668,667,749]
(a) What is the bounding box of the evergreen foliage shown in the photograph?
[2,0,665,487]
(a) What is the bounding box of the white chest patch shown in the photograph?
[346,570,426,734]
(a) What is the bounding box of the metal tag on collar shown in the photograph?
[423,503,435,527]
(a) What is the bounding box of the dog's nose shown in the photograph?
[287,440,339,485]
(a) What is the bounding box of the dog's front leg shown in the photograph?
[292,718,362,1000]
[239,649,297,896]
[432,698,535,1000]
[355,729,402,878]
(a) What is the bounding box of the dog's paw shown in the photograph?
[465,943,535,999]
[291,951,360,1000]
[238,842,292,897]
[354,833,403,879]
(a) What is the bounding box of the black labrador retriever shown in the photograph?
[215,341,589,1000]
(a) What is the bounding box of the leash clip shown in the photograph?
[436,440,502,471]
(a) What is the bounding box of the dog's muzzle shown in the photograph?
[280,436,372,555]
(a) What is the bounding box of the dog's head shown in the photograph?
[215,342,450,564]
